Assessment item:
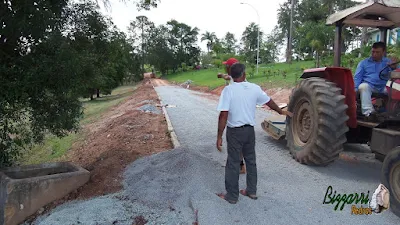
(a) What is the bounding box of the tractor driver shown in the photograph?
[218,58,241,84]
[354,41,399,118]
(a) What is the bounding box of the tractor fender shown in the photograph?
[300,67,357,128]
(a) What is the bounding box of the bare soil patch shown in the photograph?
[210,86,224,95]
[25,78,173,223]
[67,79,172,198]
[187,83,293,111]
[186,85,210,93]
[184,82,294,116]
[152,78,293,113]
[263,87,293,105]
[151,78,170,86]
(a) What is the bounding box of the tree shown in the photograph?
[0,0,136,166]
[260,26,283,64]
[277,0,300,62]
[66,2,133,99]
[241,22,263,64]
[166,20,201,72]
[212,38,224,55]
[146,25,174,75]
[99,0,160,11]
[297,0,327,23]
[1,0,71,165]
[128,15,155,77]
[277,0,359,62]
[294,20,334,60]
[310,39,323,67]
[200,52,213,67]
[201,31,217,53]
[134,0,160,10]
[222,32,237,54]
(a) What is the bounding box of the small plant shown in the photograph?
[181,63,187,72]
[266,71,271,79]
[249,64,256,78]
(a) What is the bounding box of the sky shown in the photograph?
[99,0,367,60]
[99,0,291,55]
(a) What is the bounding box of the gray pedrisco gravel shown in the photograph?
[152,85,400,225]
[31,84,400,225]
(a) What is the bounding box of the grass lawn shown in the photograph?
[18,85,137,165]
[166,60,317,89]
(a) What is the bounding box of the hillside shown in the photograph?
[165,60,323,90]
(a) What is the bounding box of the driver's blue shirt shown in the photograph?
[354,56,395,93]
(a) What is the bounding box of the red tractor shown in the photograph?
[261,1,400,217]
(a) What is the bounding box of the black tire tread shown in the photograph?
[381,147,400,218]
[286,77,349,166]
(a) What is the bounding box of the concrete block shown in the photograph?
[0,162,90,225]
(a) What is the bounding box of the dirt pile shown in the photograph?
[210,86,225,95]
[264,87,293,105]
[207,85,293,105]
[66,80,173,199]
[151,78,170,86]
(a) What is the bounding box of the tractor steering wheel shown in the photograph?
[379,60,400,80]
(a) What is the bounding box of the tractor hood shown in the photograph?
[326,0,400,28]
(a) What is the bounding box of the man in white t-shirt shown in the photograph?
[216,63,292,204]
[217,58,247,174]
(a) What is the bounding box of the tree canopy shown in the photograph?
[277,0,360,62]
[0,0,148,166]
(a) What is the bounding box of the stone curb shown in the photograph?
[152,83,181,149]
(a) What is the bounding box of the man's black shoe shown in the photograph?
[364,111,378,122]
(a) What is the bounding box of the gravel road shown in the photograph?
[31,84,400,225]
[153,85,400,225]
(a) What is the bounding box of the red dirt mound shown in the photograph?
[210,86,225,95]
[265,87,292,105]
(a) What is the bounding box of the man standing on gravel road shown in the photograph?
[216,63,293,204]
[217,57,247,174]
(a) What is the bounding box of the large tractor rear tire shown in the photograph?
[286,77,349,166]
[381,146,400,218]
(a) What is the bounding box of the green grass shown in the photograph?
[80,85,136,124]
[20,133,82,165]
[18,85,137,165]
[166,60,317,90]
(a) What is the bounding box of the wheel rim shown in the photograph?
[390,162,400,203]
[292,97,314,146]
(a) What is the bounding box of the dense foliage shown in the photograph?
[277,0,360,64]
[0,0,154,166]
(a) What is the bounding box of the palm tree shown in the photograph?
[201,31,217,53]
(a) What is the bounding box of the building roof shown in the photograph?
[367,27,400,34]
[326,0,400,29]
